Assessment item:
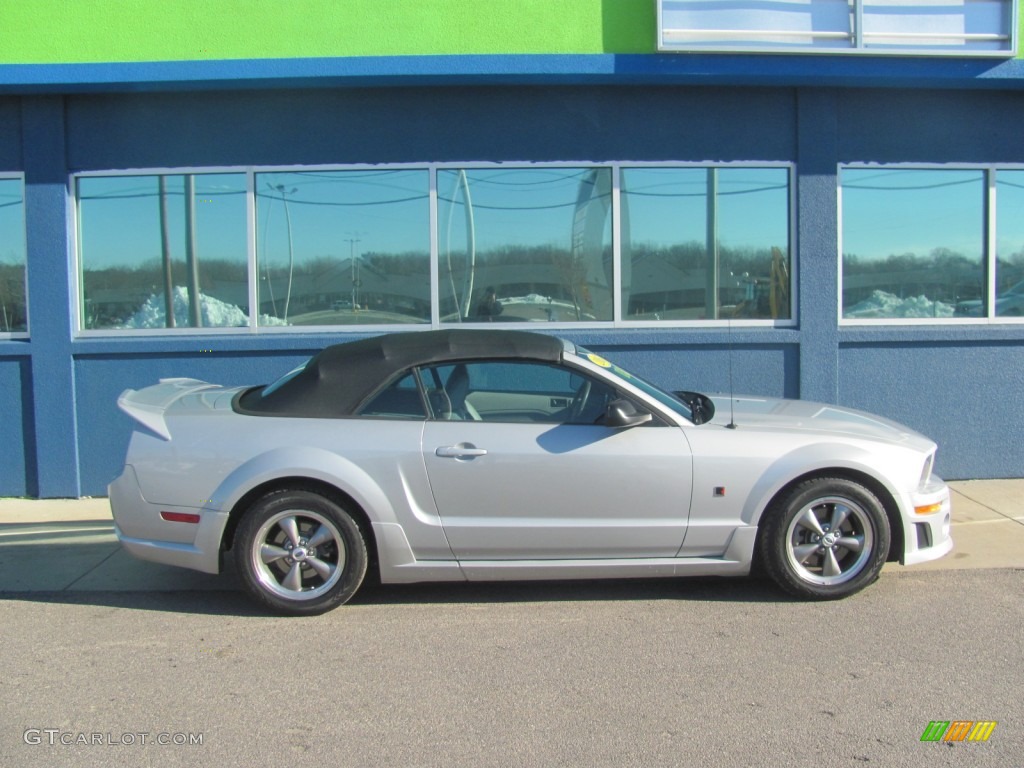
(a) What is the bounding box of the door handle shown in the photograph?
[435,444,488,459]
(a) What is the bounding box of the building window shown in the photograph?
[839,166,1024,323]
[841,168,985,320]
[255,170,430,326]
[0,176,27,334]
[622,167,791,321]
[438,168,614,323]
[77,173,248,330]
[74,163,793,333]
[658,0,1017,57]
[994,171,1024,318]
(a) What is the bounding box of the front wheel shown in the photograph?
[759,477,890,600]
[234,489,368,615]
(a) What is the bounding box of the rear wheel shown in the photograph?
[234,489,368,615]
[759,477,890,600]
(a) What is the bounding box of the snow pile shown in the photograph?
[120,287,288,328]
[845,290,954,319]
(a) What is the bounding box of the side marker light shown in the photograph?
[160,511,201,524]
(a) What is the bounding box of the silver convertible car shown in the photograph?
[110,330,952,614]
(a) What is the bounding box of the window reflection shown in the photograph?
[0,177,26,333]
[78,174,248,329]
[438,168,614,323]
[994,171,1024,318]
[256,170,430,326]
[621,168,790,321]
[842,169,984,319]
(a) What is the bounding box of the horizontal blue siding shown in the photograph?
[2,81,1023,495]
[0,356,32,496]
[839,341,1024,479]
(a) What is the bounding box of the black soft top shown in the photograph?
[235,329,567,418]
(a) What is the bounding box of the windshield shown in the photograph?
[573,347,694,422]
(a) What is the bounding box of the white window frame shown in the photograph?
[71,162,797,336]
[658,0,1018,57]
[838,163,1024,325]
[0,172,28,339]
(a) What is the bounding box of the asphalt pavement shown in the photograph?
[0,479,1021,593]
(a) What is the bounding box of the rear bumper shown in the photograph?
[899,477,953,566]
[109,466,227,575]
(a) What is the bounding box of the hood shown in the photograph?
[705,394,932,448]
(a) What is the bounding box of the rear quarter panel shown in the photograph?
[126,412,452,560]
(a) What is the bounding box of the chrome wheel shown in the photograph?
[235,489,367,614]
[784,496,874,586]
[760,477,890,600]
[251,510,345,600]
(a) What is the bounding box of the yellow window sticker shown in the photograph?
[587,353,612,368]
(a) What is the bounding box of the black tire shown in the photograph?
[234,488,368,615]
[759,477,890,600]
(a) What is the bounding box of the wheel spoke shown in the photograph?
[278,516,300,547]
[306,523,335,550]
[792,543,820,564]
[836,535,864,553]
[822,548,842,578]
[260,543,289,564]
[282,562,303,592]
[829,505,851,532]
[306,556,336,581]
[797,508,825,537]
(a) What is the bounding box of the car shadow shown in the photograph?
[351,575,793,606]
[0,519,795,615]
[0,575,795,617]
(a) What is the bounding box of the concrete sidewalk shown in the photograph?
[0,480,1021,593]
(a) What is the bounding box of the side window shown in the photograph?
[423,361,617,424]
[357,373,426,419]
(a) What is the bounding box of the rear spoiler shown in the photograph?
[117,378,218,440]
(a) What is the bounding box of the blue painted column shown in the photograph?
[796,88,840,403]
[23,96,81,497]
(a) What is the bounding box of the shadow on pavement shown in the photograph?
[0,575,800,617]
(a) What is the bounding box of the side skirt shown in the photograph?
[376,525,758,584]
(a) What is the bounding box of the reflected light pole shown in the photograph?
[272,184,297,322]
[345,235,362,310]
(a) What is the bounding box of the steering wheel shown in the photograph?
[569,380,592,423]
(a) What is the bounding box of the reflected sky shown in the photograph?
[0,178,25,266]
[258,170,429,265]
[622,167,789,252]
[841,169,985,261]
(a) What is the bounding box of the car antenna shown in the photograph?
[726,315,737,429]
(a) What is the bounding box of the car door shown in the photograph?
[420,360,693,561]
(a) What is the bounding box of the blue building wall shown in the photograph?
[1,82,1023,496]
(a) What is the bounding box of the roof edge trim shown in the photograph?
[3,54,1024,95]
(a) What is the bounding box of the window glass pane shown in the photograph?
[425,361,616,424]
[658,0,1014,55]
[256,170,430,326]
[0,178,27,333]
[995,170,1024,318]
[862,0,1012,53]
[842,169,984,320]
[622,167,790,321]
[358,373,426,419]
[78,174,248,330]
[660,0,854,51]
[438,168,614,323]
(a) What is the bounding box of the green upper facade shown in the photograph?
[0,0,656,63]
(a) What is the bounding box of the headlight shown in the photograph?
[919,452,935,488]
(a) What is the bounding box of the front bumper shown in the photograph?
[899,476,953,566]
[109,465,227,575]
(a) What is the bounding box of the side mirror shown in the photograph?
[605,398,653,429]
